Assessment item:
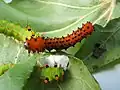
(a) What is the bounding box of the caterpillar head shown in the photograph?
[24,36,45,53]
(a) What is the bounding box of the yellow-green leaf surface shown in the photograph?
[23,55,101,90]
[0,34,39,90]
[75,17,120,72]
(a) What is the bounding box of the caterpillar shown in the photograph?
[92,43,106,59]
[39,55,69,83]
[24,22,94,53]
[0,20,35,41]
[0,63,14,76]
[40,64,65,83]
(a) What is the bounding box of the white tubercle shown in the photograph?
[41,55,69,70]
[24,42,28,47]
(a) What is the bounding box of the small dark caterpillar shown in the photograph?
[24,22,94,53]
[92,43,106,59]
[0,64,14,76]
[0,20,35,41]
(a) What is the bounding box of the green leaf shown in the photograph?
[0,34,29,63]
[0,34,38,90]
[75,17,120,72]
[112,0,120,19]
[23,55,101,90]
[0,0,118,32]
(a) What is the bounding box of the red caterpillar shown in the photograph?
[24,22,94,53]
